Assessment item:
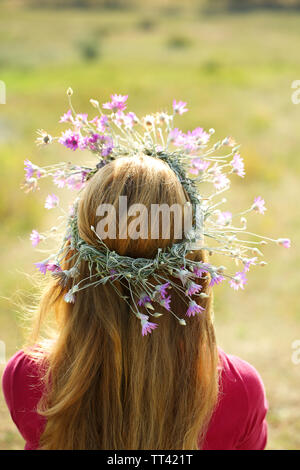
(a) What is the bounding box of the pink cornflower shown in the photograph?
[176,128,209,152]
[53,170,66,188]
[186,300,204,317]
[190,127,210,145]
[189,158,210,175]
[30,230,41,247]
[173,100,188,115]
[73,113,88,128]
[213,172,230,191]
[45,193,59,209]
[231,153,245,178]
[46,262,62,273]
[66,174,85,191]
[216,211,232,226]
[139,314,158,336]
[277,238,291,248]
[243,257,258,272]
[59,109,73,123]
[103,94,128,112]
[125,112,138,127]
[89,115,109,132]
[230,271,247,291]
[168,128,183,144]
[252,196,266,214]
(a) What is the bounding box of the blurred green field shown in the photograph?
[0,1,299,450]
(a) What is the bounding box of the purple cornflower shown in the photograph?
[102,143,113,157]
[186,282,202,296]
[59,130,81,151]
[231,153,245,178]
[193,263,211,278]
[277,238,291,248]
[139,314,158,336]
[173,100,188,115]
[159,295,171,311]
[252,196,266,214]
[24,160,42,181]
[82,133,101,151]
[156,282,170,299]
[243,256,257,272]
[186,300,205,317]
[34,261,49,275]
[230,271,247,291]
[96,135,113,157]
[209,273,225,287]
[45,193,59,209]
[24,160,35,180]
[216,211,232,226]
[30,230,41,247]
[138,294,151,307]
[103,94,128,112]
[109,269,118,280]
[59,109,73,123]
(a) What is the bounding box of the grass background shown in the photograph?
[0,0,299,449]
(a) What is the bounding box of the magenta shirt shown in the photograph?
[1,348,268,450]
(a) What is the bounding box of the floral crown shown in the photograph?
[23,89,291,336]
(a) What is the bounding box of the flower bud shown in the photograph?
[90,99,99,108]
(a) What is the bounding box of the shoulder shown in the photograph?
[204,348,268,450]
[1,349,47,446]
[2,349,44,402]
[219,348,267,406]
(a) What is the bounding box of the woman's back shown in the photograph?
[2,347,267,450]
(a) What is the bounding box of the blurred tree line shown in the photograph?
[4,0,300,11]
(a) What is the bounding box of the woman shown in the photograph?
[2,155,268,450]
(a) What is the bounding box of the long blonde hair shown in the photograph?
[28,155,219,450]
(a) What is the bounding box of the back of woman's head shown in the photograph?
[33,154,219,450]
